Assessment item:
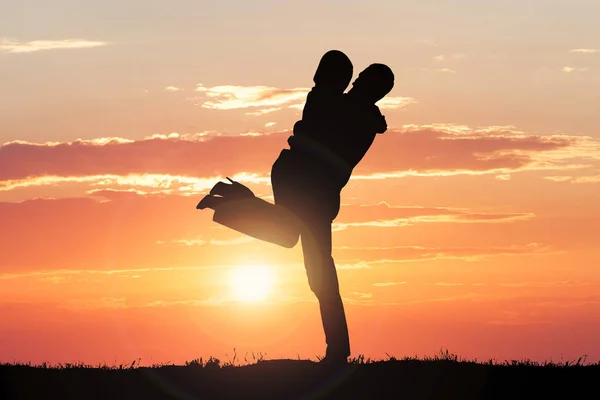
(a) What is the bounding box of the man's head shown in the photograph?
[349,63,394,103]
[313,50,354,93]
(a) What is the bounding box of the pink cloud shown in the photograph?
[0,126,593,191]
[0,134,285,182]
[333,243,554,263]
[335,202,534,226]
[354,127,578,175]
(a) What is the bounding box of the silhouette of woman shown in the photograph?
[197,51,394,365]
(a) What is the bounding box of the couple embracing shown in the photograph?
[197,50,394,365]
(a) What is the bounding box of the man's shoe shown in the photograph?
[318,354,348,367]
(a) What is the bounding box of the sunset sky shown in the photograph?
[2,0,600,366]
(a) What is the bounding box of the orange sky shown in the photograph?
[1,0,600,365]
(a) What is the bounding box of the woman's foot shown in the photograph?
[210,177,254,199]
[196,194,226,210]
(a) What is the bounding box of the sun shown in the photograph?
[230,265,274,302]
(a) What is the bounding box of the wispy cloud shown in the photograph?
[0,38,108,53]
[419,68,456,73]
[570,49,598,54]
[333,202,535,230]
[431,282,465,286]
[376,96,417,110]
[498,281,590,288]
[334,243,555,263]
[164,86,183,92]
[163,236,254,246]
[543,174,600,183]
[418,39,439,47]
[562,66,588,73]
[194,84,307,112]
[543,175,573,182]
[0,265,224,281]
[573,175,600,183]
[192,84,416,113]
[337,261,371,270]
[246,108,281,116]
[373,282,407,287]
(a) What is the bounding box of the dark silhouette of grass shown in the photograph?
[1,350,598,399]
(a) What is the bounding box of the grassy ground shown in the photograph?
[2,351,598,399]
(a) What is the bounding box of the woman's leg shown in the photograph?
[209,149,304,248]
[211,196,300,248]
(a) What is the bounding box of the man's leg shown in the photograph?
[300,218,350,361]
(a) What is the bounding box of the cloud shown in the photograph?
[0,134,284,183]
[1,125,597,192]
[164,236,254,246]
[192,84,416,114]
[343,292,376,305]
[0,174,233,194]
[194,84,308,111]
[498,281,590,288]
[373,282,407,287]
[562,66,588,73]
[337,261,371,270]
[570,49,598,54]
[265,122,277,128]
[0,38,108,53]
[543,174,600,183]
[418,39,439,47]
[573,175,600,183]
[419,68,456,73]
[353,124,598,177]
[431,282,465,286]
[246,108,281,116]
[333,243,555,263]
[333,202,535,230]
[0,265,226,281]
[543,175,573,182]
[376,96,417,110]
[165,86,183,92]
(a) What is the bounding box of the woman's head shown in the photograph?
[349,63,394,103]
[313,50,354,92]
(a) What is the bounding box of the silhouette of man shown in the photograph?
[198,52,394,364]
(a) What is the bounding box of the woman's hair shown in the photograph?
[313,50,354,92]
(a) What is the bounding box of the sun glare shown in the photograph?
[230,265,274,302]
